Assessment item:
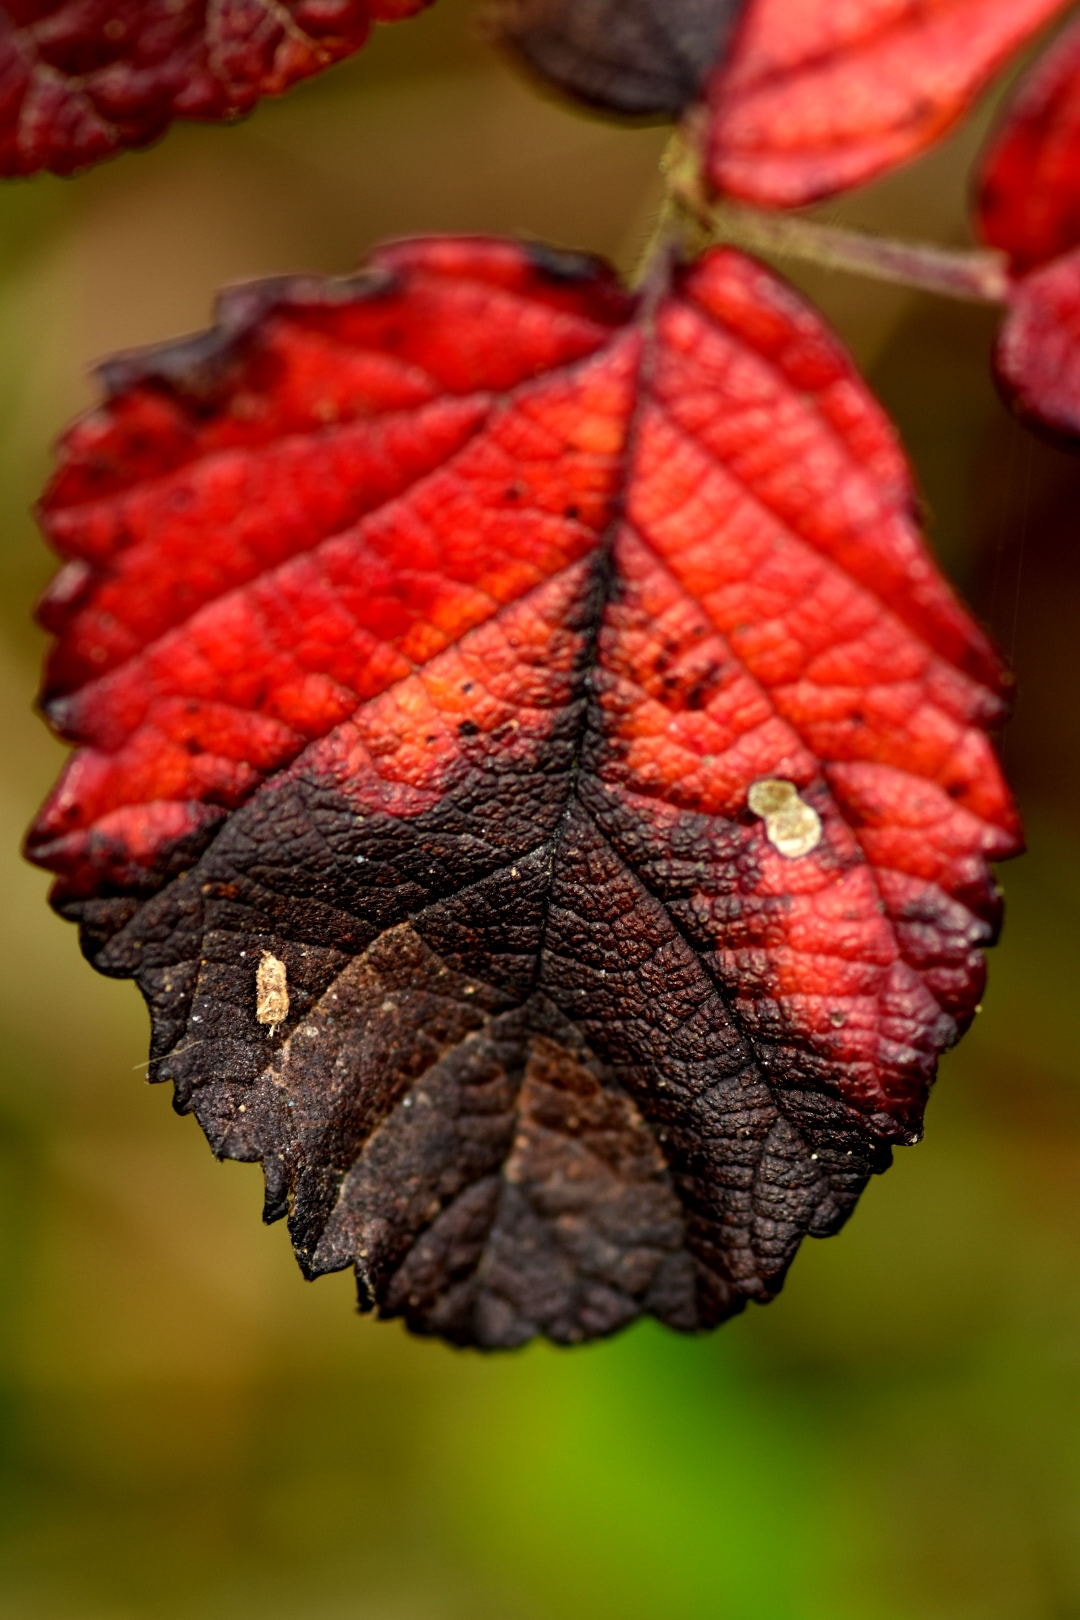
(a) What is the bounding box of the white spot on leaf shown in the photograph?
[256,951,289,1036]
[748,778,823,859]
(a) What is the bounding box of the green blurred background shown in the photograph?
[1,7,1079,1618]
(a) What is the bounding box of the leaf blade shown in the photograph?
[488,0,747,119]
[702,0,1069,208]
[29,237,1020,1345]
[995,246,1080,442]
[0,0,432,178]
[977,14,1080,271]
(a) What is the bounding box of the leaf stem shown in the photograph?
[666,152,1012,306]
[630,193,681,290]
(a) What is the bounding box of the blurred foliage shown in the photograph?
[1,7,1078,1618]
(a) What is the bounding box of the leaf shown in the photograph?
[977,15,1080,272]
[487,0,747,119]
[0,0,431,179]
[973,15,1080,445]
[700,0,1070,209]
[995,247,1080,441]
[28,237,1020,1347]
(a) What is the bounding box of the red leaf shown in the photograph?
[995,246,1080,440]
[977,15,1080,272]
[29,238,1019,1347]
[0,0,430,178]
[702,0,1069,208]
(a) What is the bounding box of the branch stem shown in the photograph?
[666,159,1011,305]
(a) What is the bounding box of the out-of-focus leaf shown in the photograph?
[29,237,1019,1347]
[995,247,1080,441]
[701,0,1070,208]
[0,0,433,178]
[489,0,746,119]
[977,15,1080,272]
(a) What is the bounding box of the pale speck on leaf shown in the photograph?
[748,778,823,859]
[256,951,289,1035]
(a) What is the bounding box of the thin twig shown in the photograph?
[665,148,1012,305]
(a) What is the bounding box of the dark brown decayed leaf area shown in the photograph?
[488,0,747,119]
[0,0,432,178]
[29,238,1020,1348]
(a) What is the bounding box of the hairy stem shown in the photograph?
[666,152,1012,305]
[630,194,681,289]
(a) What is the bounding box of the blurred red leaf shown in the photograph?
[28,237,1018,1346]
[995,247,1080,440]
[0,0,431,178]
[702,0,1070,208]
[978,15,1080,272]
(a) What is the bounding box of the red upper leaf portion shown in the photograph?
[702,0,1069,208]
[0,0,429,178]
[29,238,1019,1346]
[977,15,1080,272]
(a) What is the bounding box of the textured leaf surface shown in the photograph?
[29,237,1019,1347]
[0,0,430,178]
[978,15,1080,272]
[995,247,1080,441]
[489,0,746,119]
[702,0,1069,208]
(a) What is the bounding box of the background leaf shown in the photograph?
[702,0,1070,208]
[977,14,1080,271]
[995,248,1080,442]
[0,0,433,178]
[488,0,746,119]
